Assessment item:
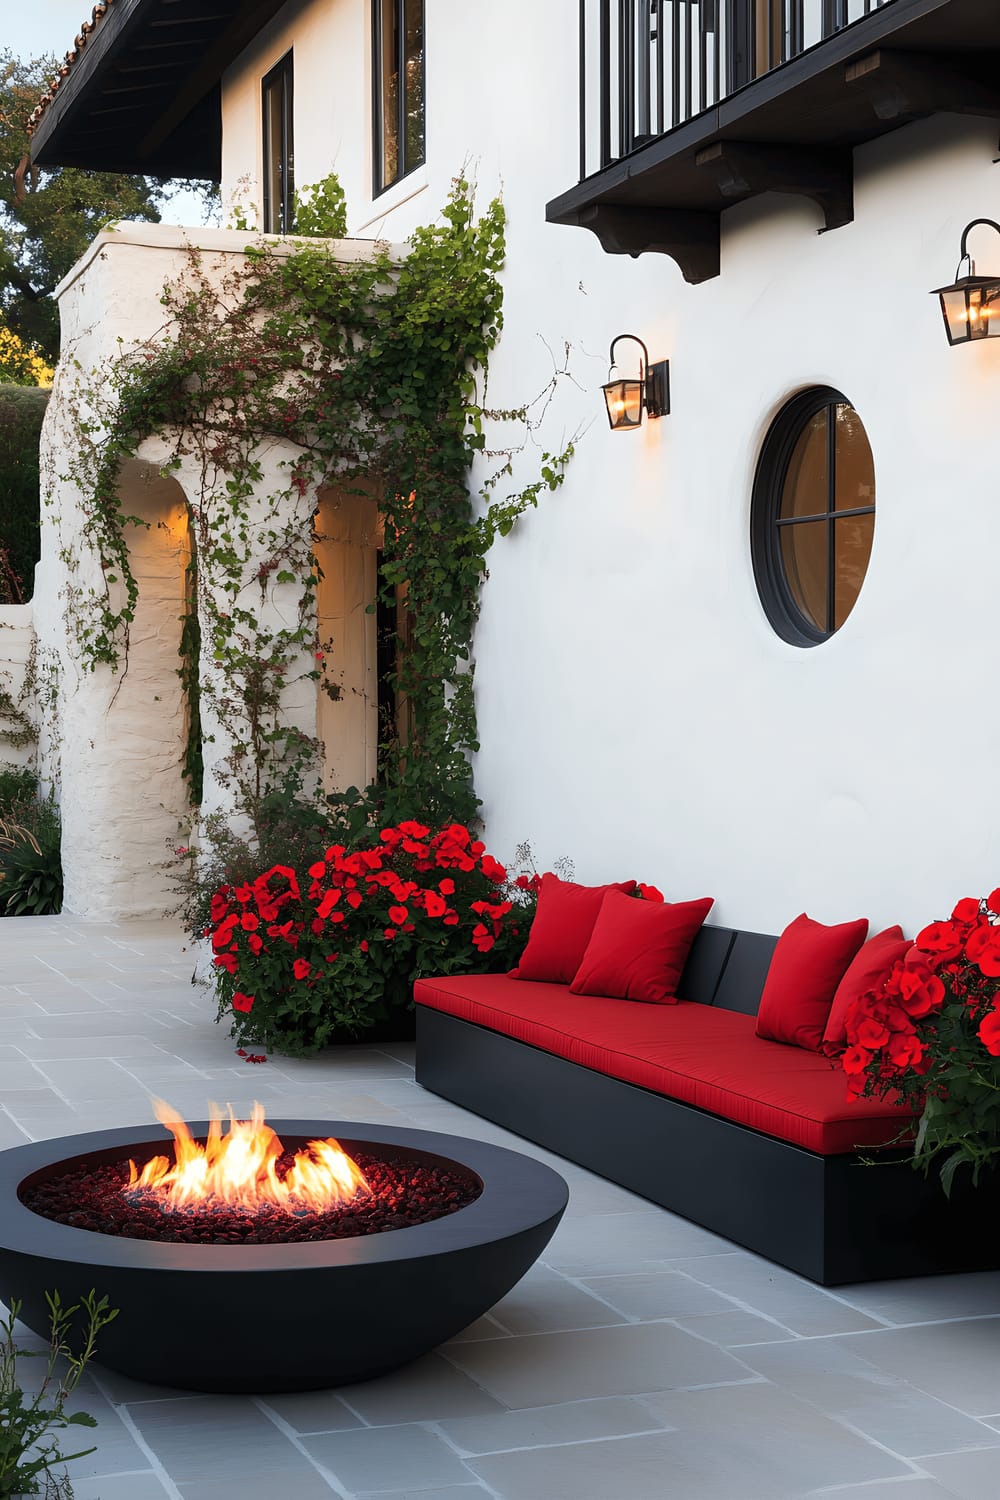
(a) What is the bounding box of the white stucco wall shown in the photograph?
[0,604,36,768]
[213,0,1000,937]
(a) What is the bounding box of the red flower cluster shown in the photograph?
[205,821,531,1053]
[840,890,1000,1188]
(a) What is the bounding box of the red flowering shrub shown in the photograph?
[206,821,541,1054]
[842,889,1000,1192]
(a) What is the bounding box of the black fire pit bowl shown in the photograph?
[0,1121,568,1393]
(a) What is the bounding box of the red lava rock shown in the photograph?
[20,1150,482,1245]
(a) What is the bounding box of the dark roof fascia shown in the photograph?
[29,0,291,179]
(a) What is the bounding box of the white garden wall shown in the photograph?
[215,0,1000,937]
[0,604,36,769]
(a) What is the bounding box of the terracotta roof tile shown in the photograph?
[26,2,115,138]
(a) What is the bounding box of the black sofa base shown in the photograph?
[416,1007,997,1286]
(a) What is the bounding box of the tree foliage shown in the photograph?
[0,50,169,361]
[0,383,49,601]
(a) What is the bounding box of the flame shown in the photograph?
[126,1099,371,1215]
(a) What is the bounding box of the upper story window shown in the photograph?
[751,388,876,647]
[262,52,294,234]
[373,0,425,196]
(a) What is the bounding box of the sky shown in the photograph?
[4,0,214,225]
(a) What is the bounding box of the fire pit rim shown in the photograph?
[1,1120,568,1271]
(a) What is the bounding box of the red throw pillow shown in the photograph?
[755,912,869,1052]
[570,890,714,1004]
[512,873,637,984]
[821,926,910,1057]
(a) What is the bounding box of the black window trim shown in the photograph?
[750,386,876,649]
[372,0,426,199]
[262,50,294,235]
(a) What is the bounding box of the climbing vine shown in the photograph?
[55,175,573,828]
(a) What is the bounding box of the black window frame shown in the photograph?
[750,387,876,648]
[372,0,426,198]
[262,51,294,234]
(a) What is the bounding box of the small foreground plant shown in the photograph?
[0,1289,118,1499]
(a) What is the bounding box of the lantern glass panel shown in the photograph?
[938,281,1000,344]
[603,379,644,430]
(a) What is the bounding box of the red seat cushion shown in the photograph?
[511,873,636,984]
[570,891,714,1005]
[414,973,914,1155]
[755,912,869,1052]
[822,927,911,1057]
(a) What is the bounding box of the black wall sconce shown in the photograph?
[601,334,670,430]
[932,219,1000,345]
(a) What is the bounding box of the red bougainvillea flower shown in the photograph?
[240,912,259,931]
[293,958,311,981]
[855,1016,890,1049]
[438,878,456,896]
[896,968,946,1018]
[915,920,965,961]
[398,820,431,839]
[987,889,1000,915]
[213,951,238,975]
[479,854,507,883]
[232,992,255,1014]
[952,897,981,924]
[638,883,665,903]
[316,888,342,919]
[388,905,409,925]
[247,934,264,956]
[978,1004,1000,1056]
[308,861,327,879]
[886,1031,925,1070]
[424,891,447,918]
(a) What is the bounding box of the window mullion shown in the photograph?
[826,401,836,636]
[397,0,407,177]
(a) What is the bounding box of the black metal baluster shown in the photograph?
[621,0,634,154]
[655,0,665,132]
[671,0,681,125]
[600,0,611,165]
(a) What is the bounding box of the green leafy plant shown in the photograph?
[0,763,37,817]
[57,172,574,836]
[0,1289,118,1499]
[205,819,540,1054]
[0,803,62,916]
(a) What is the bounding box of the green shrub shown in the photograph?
[198,817,538,1054]
[0,385,49,603]
[0,762,38,817]
[0,801,62,916]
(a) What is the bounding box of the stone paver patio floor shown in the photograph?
[2,915,1000,1499]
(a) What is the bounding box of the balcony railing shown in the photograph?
[579,0,898,179]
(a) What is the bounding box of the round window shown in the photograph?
[751,388,875,646]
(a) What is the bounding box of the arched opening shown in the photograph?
[314,486,381,795]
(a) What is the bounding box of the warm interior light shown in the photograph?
[126,1099,371,1215]
[933,219,1000,346]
